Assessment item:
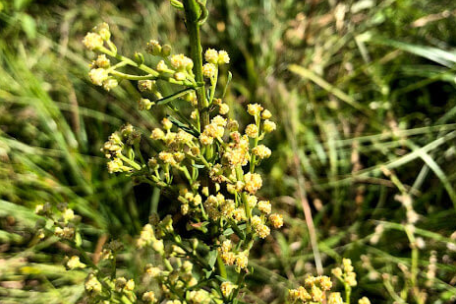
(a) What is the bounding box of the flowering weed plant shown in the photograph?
[35,1,372,304]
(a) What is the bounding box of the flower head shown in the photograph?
[83,32,103,50]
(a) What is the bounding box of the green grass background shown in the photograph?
[1,0,456,303]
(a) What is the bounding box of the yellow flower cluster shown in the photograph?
[332,258,357,287]
[82,23,120,91]
[35,202,78,241]
[218,239,249,273]
[101,124,142,174]
[288,275,332,303]
[66,256,86,270]
[220,281,237,297]
[204,48,230,65]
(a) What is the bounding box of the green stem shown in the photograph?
[208,66,219,104]
[183,0,209,131]
[110,70,194,86]
[345,283,351,304]
[249,117,261,173]
[216,254,228,279]
[118,154,142,170]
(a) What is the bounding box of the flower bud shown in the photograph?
[218,50,230,64]
[161,44,172,57]
[95,22,111,41]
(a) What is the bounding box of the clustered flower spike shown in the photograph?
[332,258,357,287]
[288,276,332,303]
[288,260,369,304]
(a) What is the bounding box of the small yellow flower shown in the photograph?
[218,50,230,64]
[212,115,227,127]
[199,133,214,145]
[247,195,258,208]
[157,60,169,72]
[235,253,248,270]
[174,71,186,81]
[255,224,270,239]
[318,276,333,291]
[107,158,124,173]
[159,152,177,166]
[219,103,229,115]
[66,256,86,270]
[152,239,164,254]
[171,54,193,70]
[328,292,343,304]
[103,79,118,91]
[146,39,161,55]
[138,80,155,92]
[245,124,259,138]
[251,215,262,227]
[162,118,173,130]
[95,54,110,68]
[261,109,272,119]
[202,63,217,78]
[151,128,165,140]
[263,120,276,133]
[258,200,271,214]
[138,98,154,111]
[221,251,236,265]
[220,240,232,253]
[89,68,109,86]
[310,285,324,302]
[220,281,237,297]
[232,208,246,222]
[205,48,219,64]
[204,123,224,138]
[82,32,103,50]
[244,172,262,194]
[247,103,264,116]
[125,279,135,291]
[145,265,161,278]
[252,145,271,159]
[358,297,371,304]
[269,213,283,228]
[85,274,102,294]
[94,22,111,41]
[62,208,75,222]
[332,267,343,277]
[142,291,158,303]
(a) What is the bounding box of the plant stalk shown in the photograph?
[183,0,209,131]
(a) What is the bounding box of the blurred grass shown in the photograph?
[1,0,456,303]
